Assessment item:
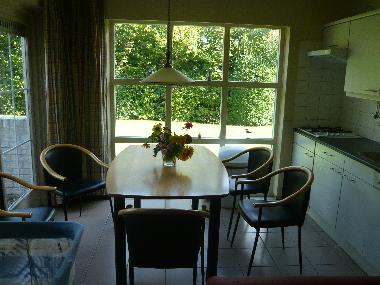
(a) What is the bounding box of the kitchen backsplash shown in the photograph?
[342,97,380,142]
[293,41,380,143]
[293,42,346,128]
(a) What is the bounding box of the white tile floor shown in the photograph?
[56,199,366,285]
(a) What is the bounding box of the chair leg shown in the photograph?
[247,229,260,276]
[230,212,241,247]
[129,264,134,285]
[281,226,285,249]
[79,196,82,217]
[226,195,237,240]
[201,239,205,285]
[193,267,197,285]
[298,226,303,275]
[63,196,68,221]
[108,195,114,216]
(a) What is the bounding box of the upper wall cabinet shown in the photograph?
[323,21,350,49]
[344,12,380,100]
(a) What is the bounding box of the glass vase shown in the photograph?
[162,153,176,167]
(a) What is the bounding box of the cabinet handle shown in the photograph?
[323,151,333,157]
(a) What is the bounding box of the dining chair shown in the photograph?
[230,166,314,275]
[0,172,56,221]
[119,208,208,285]
[222,147,274,240]
[40,144,113,221]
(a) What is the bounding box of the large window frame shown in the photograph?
[108,20,286,158]
[0,26,33,210]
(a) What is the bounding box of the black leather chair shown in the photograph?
[119,208,208,285]
[0,172,56,221]
[230,166,314,275]
[222,147,274,240]
[40,144,113,221]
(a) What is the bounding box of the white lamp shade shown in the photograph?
[141,66,194,85]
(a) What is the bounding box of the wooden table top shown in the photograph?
[106,145,229,199]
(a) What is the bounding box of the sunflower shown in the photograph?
[152,123,162,135]
[178,146,194,161]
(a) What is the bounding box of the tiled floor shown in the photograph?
[56,198,366,285]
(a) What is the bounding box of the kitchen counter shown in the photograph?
[295,128,380,172]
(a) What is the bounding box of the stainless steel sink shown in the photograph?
[359,151,380,164]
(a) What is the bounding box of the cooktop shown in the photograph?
[299,127,362,138]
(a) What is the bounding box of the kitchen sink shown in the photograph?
[359,151,380,164]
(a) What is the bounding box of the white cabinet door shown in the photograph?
[345,14,380,100]
[323,21,350,49]
[291,143,314,170]
[309,155,343,233]
[336,173,366,256]
[361,183,380,274]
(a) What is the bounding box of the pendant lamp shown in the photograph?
[141,0,194,84]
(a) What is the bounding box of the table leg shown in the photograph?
[134,197,141,208]
[207,198,221,278]
[192,198,199,210]
[114,196,126,285]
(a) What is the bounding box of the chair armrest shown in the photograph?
[248,166,314,208]
[0,172,56,191]
[0,209,32,219]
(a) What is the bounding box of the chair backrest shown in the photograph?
[120,208,208,269]
[247,147,274,179]
[43,146,83,185]
[281,167,313,224]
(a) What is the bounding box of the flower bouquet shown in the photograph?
[143,122,194,166]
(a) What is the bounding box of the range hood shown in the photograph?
[307,47,347,63]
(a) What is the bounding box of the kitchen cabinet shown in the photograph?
[291,133,315,170]
[323,21,350,49]
[344,13,380,100]
[292,132,380,274]
[335,173,366,261]
[362,183,380,274]
[309,154,343,236]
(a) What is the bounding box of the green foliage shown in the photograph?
[228,89,274,127]
[115,24,279,127]
[115,85,165,120]
[172,87,220,124]
[0,32,26,116]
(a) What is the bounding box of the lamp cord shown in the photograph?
[165,0,172,67]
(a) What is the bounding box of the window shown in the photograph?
[109,21,284,156]
[0,29,33,209]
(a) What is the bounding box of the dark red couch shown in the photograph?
[207,276,380,285]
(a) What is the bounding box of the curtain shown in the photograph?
[25,10,47,186]
[44,0,108,180]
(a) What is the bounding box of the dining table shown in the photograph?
[106,145,229,285]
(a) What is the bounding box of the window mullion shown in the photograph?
[219,26,230,142]
[109,21,116,159]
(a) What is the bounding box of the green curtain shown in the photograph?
[44,0,108,180]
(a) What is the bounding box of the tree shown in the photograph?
[114,24,279,127]
[0,32,26,116]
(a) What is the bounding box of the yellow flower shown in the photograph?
[178,146,194,161]
[152,123,162,135]
[170,134,180,144]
